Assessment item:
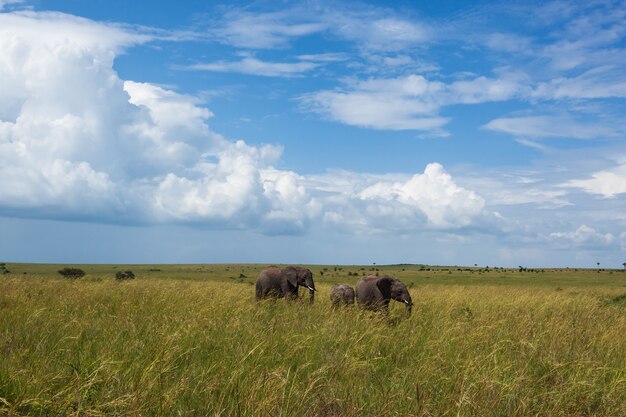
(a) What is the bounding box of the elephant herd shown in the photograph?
[255,265,413,316]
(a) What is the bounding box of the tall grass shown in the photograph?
[1,273,625,416]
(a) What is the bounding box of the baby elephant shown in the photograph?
[330,284,355,307]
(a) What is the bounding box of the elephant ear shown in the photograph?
[375,276,392,299]
[284,267,299,288]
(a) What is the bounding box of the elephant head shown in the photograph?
[389,277,412,316]
[283,266,316,303]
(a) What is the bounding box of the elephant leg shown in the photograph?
[286,288,298,300]
[382,299,390,314]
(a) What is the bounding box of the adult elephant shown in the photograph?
[256,266,316,303]
[330,284,355,307]
[356,275,413,316]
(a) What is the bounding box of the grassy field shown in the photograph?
[1,263,625,416]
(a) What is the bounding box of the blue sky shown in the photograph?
[1,0,625,267]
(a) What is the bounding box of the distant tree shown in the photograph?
[58,268,85,279]
[115,270,135,281]
[623,262,626,270]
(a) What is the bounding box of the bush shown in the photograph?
[58,268,85,279]
[115,270,135,281]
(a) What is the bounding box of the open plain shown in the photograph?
[1,263,625,416]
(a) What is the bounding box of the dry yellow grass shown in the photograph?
[1,270,625,416]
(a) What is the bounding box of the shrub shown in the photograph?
[58,268,85,279]
[115,270,135,281]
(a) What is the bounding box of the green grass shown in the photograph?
[1,263,625,416]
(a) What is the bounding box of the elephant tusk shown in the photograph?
[306,286,317,292]
[404,300,410,304]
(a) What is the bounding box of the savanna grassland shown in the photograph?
[1,263,625,416]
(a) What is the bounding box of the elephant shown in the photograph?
[330,284,355,307]
[256,266,316,303]
[356,275,413,316]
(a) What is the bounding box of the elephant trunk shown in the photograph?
[308,288,315,304]
[404,300,412,317]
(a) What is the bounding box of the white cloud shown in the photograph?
[538,2,626,72]
[210,7,431,52]
[0,10,494,236]
[448,74,528,104]
[152,141,272,223]
[187,56,320,77]
[211,10,326,49]
[297,53,348,62]
[0,11,150,52]
[484,116,618,139]
[485,33,532,53]
[301,75,446,131]
[564,162,626,197]
[533,66,626,100]
[329,14,431,51]
[260,168,321,235]
[0,11,150,217]
[357,163,485,229]
[549,225,615,249]
[306,164,487,232]
[0,10,292,229]
[303,73,526,132]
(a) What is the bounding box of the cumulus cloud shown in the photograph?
[563,162,626,197]
[260,168,321,235]
[0,10,289,228]
[357,163,485,229]
[0,9,490,236]
[0,11,151,219]
[311,163,487,232]
[153,141,273,224]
